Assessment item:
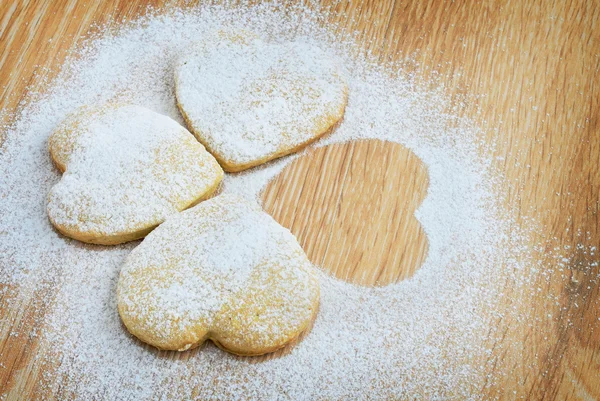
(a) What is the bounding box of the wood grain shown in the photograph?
[1,0,599,399]
[262,140,429,286]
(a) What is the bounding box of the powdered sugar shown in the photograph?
[0,2,541,400]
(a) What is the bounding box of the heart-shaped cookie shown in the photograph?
[117,194,320,355]
[175,34,348,172]
[47,104,223,245]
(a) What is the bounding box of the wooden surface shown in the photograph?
[263,140,430,287]
[1,0,599,399]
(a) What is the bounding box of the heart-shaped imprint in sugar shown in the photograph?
[117,194,320,355]
[47,104,223,245]
[175,33,348,172]
[263,140,429,286]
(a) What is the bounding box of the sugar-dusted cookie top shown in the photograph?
[47,104,223,245]
[175,34,348,172]
[117,194,320,355]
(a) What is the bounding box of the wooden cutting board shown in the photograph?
[1,0,598,399]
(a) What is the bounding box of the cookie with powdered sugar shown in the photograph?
[47,104,223,245]
[175,33,348,172]
[117,194,320,355]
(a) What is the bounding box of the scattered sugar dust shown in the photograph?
[0,2,543,400]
